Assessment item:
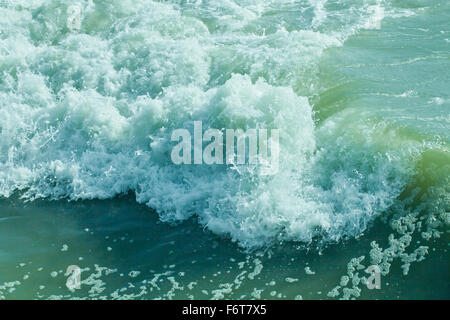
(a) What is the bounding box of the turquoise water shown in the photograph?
[0,0,448,299]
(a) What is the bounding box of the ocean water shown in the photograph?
[0,0,448,299]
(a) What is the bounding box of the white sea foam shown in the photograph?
[0,0,431,248]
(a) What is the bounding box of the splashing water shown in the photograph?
[0,0,448,252]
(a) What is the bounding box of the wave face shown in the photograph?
[0,0,448,248]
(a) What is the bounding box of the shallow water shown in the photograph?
[0,0,449,299]
[0,196,448,300]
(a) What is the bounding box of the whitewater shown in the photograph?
[0,0,449,300]
[2,0,446,250]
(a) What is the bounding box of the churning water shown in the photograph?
[0,0,448,299]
